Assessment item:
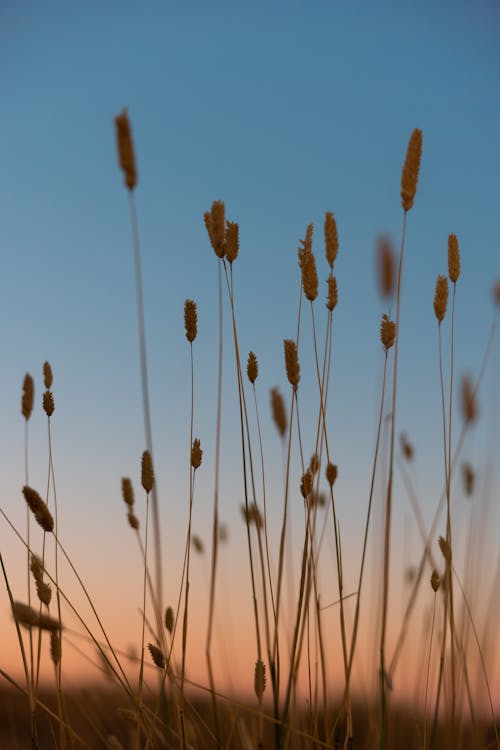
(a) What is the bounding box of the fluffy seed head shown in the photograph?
[309,453,319,476]
[448,234,460,283]
[184,299,198,343]
[326,275,338,312]
[114,109,137,190]
[165,606,174,634]
[380,314,395,351]
[326,462,338,487]
[460,375,477,424]
[22,374,34,420]
[301,250,319,302]
[430,570,441,592]
[300,469,313,499]
[270,387,287,438]
[377,236,395,298]
[284,339,300,390]
[433,275,449,323]
[43,390,55,417]
[254,659,266,699]
[247,351,258,383]
[127,511,139,530]
[141,451,154,493]
[43,361,53,389]
[461,462,474,496]
[438,535,451,564]
[121,478,135,507]
[401,128,423,211]
[224,220,239,264]
[191,438,202,469]
[148,643,165,669]
[204,200,226,258]
[22,486,54,532]
[324,211,339,269]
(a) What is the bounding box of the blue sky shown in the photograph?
[1,0,499,697]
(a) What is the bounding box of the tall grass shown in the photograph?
[0,115,499,750]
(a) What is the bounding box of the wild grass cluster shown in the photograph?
[1,114,499,750]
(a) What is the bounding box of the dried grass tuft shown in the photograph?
[22,374,34,420]
[191,438,202,469]
[433,275,449,323]
[141,450,154,494]
[43,361,53,389]
[300,469,313,499]
[326,462,338,487]
[13,601,61,631]
[148,643,165,669]
[43,390,55,417]
[247,351,258,384]
[283,339,300,391]
[121,478,135,507]
[22,486,54,532]
[380,313,395,351]
[184,299,198,343]
[400,128,423,212]
[448,234,460,284]
[204,200,226,258]
[114,109,137,191]
[224,220,239,264]
[430,570,441,592]
[254,659,266,698]
[164,606,174,634]
[324,211,339,270]
[326,275,338,312]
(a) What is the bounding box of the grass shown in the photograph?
[0,119,499,749]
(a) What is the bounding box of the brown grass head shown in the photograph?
[121,478,135,507]
[399,432,414,460]
[461,462,475,496]
[184,299,198,343]
[22,486,54,532]
[430,570,441,592]
[324,211,339,270]
[309,453,319,476]
[240,503,263,529]
[247,351,258,384]
[270,387,287,438]
[283,339,300,390]
[377,236,395,298]
[254,659,266,699]
[448,234,460,283]
[326,274,338,312]
[148,643,165,669]
[400,128,423,212]
[141,450,154,494]
[192,535,204,554]
[204,200,226,258]
[43,390,55,417]
[300,469,313,499]
[21,373,34,421]
[191,438,202,469]
[438,535,451,564]
[460,374,477,424]
[127,511,139,530]
[13,601,61,631]
[114,109,137,191]
[224,220,239,264]
[326,462,338,488]
[433,274,449,323]
[43,361,53,389]
[380,313,395,351]
[165,606,174,634]
[50,631,61,666]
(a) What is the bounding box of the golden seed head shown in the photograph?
[241,503,263,529]
[300,469,313,499]
[22,486,54,533]
[30,554,44,583]
[247,351,258,383]
[380,313,395,351]
[13,601,61,631]
[21,374,34,420]
[326,462,338,487]
[438,535,451,564]
[184,299,198,343]
[493,279,500,306]
[377,236,395,298]
[461,462,475,497]
[165,606,174,634]
[148,643,165,669]
[192,535,204,554]
[298,223,313,263]
[324,211,339,270]
[121,478,135,507]
[36,579,52,607]
[302,251,319,302]
[283,339,300,390]
[448,234,460,284]
[400,128,423,212]
[433,275,449,323]
[460,374,477,424]
[43,390,55,417]
[270,387,287,438]
[309,453,319,476]
[326,275,338,312]
[191,438,202,469]
[127,511,139,530]
[254,659,266,699]
[399,432,414,460]
[43,361,53,389]
[224,220,239,264]
[141,451,154,494]
[50,631,61,665]
[430,570,441,592]
[114,109,137,191]
[204,200,226,258]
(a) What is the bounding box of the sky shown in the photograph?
[1,0,499,717]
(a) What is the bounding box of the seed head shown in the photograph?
[127,511,139,530]
[184,299,197,343]
[380,313,395,351]
[192,535,204,554]
[247,351,258,384]
[309,453,319,476]
[300,469,313,499]
[191,438,202,470]
[254,659,266,699]
[301,251,318,302]
[141,451,154,494]
[114,109,137,191]
[326,462,338,487]
[430,570,441,592]
[241,503,263,529]
[326,275,338,312]
[165,606,174,634]
[270,387,287,438]
[438,535,451,564]
[22,486,54,533]
[399,432,414,460]
[400,128,423,212]
[433,275,449,323]
[148,643,165,669]
[324,211,339,270]
[13,601,61,631]
[284,339,300,390]
[43,390,55,417]
[43,361,53,389]
[22,374,34,420]
[36,579,52,607]
[224,220,239,264]
[448,234,460,284]
[121,478,135,507]
[50,631,61,665]
[377,236,395,298]
[204,200,226,258]
[460,375,477,424]
[461,462,474,497]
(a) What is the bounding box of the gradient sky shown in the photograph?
[1,0,499,712]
